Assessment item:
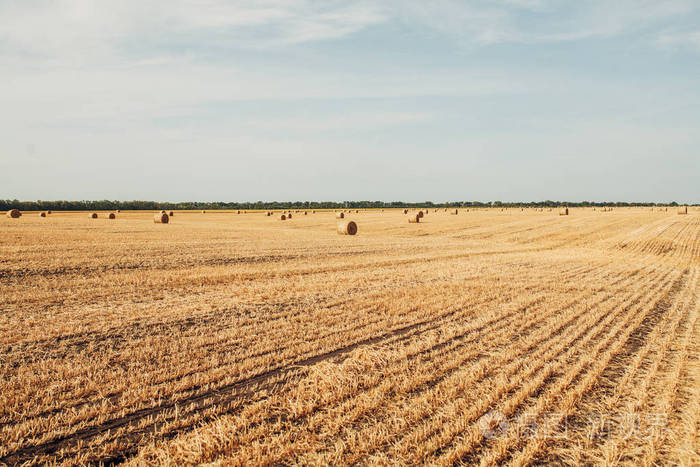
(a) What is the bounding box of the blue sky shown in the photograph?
[1,0,698,202]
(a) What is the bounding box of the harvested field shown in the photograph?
[0,208,698,465]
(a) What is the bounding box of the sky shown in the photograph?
[1,0,699,203]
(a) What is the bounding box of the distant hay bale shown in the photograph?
[40,212,47,217]
[107,213,116,219]
[266,212,271,216]
[89,213,98,219]
[312,210,316,214]
[417,210,424,218]
[559,207,569,216]
[403,209,408,214]
[280,214,287,220]
[169,211,174,216]
[337,220,358,235]
[408,214,420,223]
[7,209,21,218]
[47,210,52,214]
[336,212,345,219]
[154,212,169,223]
[288,213,293,219]
[451,209,458,215]
[116,209,120,213]
[202,210,206,214]
[304,211,308,215]
[237,210,241,214]
[678,205,688,215]
[160,210,166,214]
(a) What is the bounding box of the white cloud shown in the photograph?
[656,29,700,51]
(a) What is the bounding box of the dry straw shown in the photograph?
[336,212,345,219]
[337,220,358,235]
[154,213,169,223]
[7,209,21,218]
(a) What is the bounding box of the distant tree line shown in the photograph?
[0,199,694,211]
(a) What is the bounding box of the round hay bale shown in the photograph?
[304,211,308,215]
[47,210,52,214]
[237,210,241,214]
[403,209,408,214]
[160,210,166,214]
[89,213,98,219]
[280,214,286,220]
[559,207,569,216]
[312,210,316,214]
[202,210,206,214]
[408,214,420,223]
[154,213,169,223]
[288,213,293,219]
[116,209,121,213]
[169,211,174,216]
[266,212,271,216]
[336,212,344,219]
[417,210,424,218]
[337,220,358,235]
[451,209,458,215]
[107,212,116,219]
[7,209,21,218]
[40,212,47,217]
[678,205,688,215]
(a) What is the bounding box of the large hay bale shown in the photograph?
[40,212,47,217]
[559,207,569,216]
[154,213,169,223]
[417,210,424,218]
[280,214,286,220]
[89,213,98,219]
[7,209,21,218]
[451,209,458,215]
[337,220,358,235]
[336,212,344,219]
[408,214,420,223]
[107,213,116,219]
[678,205,688,215]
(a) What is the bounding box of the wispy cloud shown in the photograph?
[656,29,700,51]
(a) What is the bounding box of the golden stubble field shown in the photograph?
[1,208,698,466]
